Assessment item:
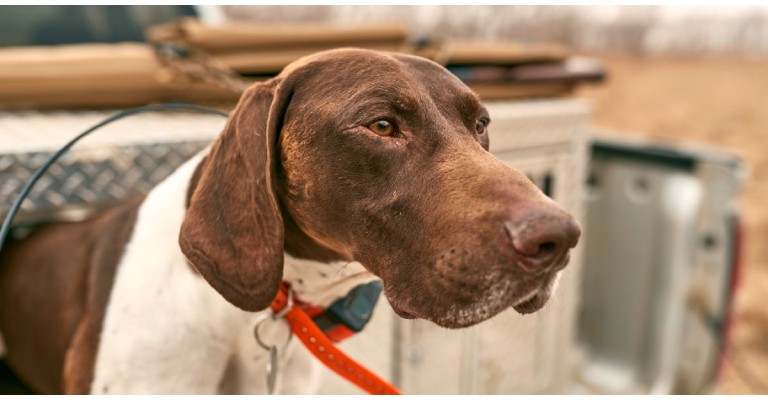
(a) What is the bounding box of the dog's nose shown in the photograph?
[504,212,581,274]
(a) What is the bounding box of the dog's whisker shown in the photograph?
[335,261,353,278]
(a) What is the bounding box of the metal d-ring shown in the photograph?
[253,288,294,395]
[274,287,294,319]
[253,288,294,351]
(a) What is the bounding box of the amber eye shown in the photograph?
[476,119,488,135]
[368,120,394,136]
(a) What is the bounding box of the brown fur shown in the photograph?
[0,199,141,393]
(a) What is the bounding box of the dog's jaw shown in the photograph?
[382,269,564,329]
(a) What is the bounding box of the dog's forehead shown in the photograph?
[391,53,483,113]
[389,53,473,93]
[282,48,478,107]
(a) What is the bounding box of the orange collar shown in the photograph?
[270,283,402,395]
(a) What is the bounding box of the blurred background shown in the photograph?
[0,5,766,395]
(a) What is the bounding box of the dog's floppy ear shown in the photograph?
[180,78,292,311]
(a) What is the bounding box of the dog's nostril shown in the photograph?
[538,241,557,255]
[505,212,581,274]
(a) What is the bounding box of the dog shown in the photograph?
[0,48,581,394]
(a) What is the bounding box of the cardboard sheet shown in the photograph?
[0,19,602,109]
[147,18,408,53]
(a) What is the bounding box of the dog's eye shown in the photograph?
[369,120,394,137]
[476,119,489,135]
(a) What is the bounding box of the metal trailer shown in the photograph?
[574,135,744,394]
[0,100,742,394]
[0,99,591,394]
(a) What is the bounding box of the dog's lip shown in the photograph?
[389,302,417,319]
[383,292,418,319]
[512,287,540,307]
[512,292,548,314]
[510,275,556,314]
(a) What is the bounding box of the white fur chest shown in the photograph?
[91,151,254,393]
[90,151,378,394]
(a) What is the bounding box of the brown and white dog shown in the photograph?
[0,48,580,394]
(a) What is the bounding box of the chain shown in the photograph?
[152,42,252,94]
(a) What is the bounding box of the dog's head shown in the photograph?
[180,48,580,329]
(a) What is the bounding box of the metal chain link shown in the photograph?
[152,42,253,94]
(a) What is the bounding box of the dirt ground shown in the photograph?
[576,54,768,394]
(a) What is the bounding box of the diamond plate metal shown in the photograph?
[0,110,225,224]
[1,142,213,224]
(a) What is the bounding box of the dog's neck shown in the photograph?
[281,210,378,308]
[280,202,350,263]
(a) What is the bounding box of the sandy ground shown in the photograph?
[576,54,768,394]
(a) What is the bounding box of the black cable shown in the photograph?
[0,103,228,254]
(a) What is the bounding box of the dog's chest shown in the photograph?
[90,152,252,393]
[90,151,377,393]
